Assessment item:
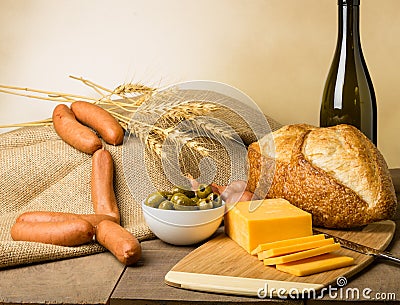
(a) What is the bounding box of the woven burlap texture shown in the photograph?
[0,108,281,269]
[0,125,150,268]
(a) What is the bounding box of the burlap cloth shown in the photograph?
[0,95,282,269]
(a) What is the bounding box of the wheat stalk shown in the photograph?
[0,76,156,129]
[125,99,241,159]
[114,83,155,95]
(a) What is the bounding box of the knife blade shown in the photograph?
[313,229,400,264]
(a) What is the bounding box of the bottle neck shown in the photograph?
[337,3,361,47]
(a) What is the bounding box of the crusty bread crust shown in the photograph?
[247,143,277,199]
[247,124,317,199]
[247,124,397,228]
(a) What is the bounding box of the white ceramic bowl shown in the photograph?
[142,201,225,245]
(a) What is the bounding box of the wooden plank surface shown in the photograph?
[0,252,125,305]
[110,237,302,305]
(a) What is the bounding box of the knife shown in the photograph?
[313,229,400,264]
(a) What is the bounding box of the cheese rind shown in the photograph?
[224,199,313,253]
[263,243,341,265]
[258,238,335,260]
[276,253,355,276]
[251,234,325,255]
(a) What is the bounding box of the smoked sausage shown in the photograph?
[95,220,141,266]
[91,149,120,223]
[52,104,102,154]
[71,101,124,145]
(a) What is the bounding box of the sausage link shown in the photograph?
[52,104,102,154]
[11,219,95,246]
[71,101,124,145]
[91,149,120,223]
[95,220,141,266]
[16,211,117,227]
[16,211,80,223]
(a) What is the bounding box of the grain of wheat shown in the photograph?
[114,83,155,95]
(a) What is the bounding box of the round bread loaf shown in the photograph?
[247,124,397,228]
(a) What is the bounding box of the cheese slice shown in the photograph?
[251,234,326,255]
[263,243,341,265]
[258,238,335,260]
[276,253,355,276]
[224,199,312,253]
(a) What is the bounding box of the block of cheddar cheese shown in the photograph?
[224,199,312,253]
[276,253,355,276]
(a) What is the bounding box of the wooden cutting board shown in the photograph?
[165,220,396,297]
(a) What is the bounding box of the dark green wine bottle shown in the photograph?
[320,0,377,145]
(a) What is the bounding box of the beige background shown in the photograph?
[0,0,399,167]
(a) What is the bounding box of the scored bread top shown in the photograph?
[259,124,317,161]
[303,125,381,208]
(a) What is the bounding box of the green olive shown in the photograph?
[170,193,186,204]
[145,192,166,208]
[207,193,222,208]
[191,196,200,204]
[174,203,199,211]
[197,184,213,199]
[158,200,175,210]
[172,186,195,198]
[158,191,173,199]
[207,192,217,201]
[175,195,197,207]
[185,190,196,198]
[198,198,214,210]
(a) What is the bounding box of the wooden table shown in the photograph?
[1,170,399,305]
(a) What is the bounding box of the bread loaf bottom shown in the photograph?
[247,124,397,228]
